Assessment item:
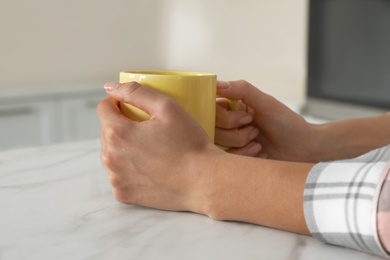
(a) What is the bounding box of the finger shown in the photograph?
[217,80,285,116]
[96,97,127,130]
[227,142,263,157]
[215,126,260,148]
[217,80,261,102]
[216,98,230,110]
[97,97,133,148]
[100,128,106,149]
[104,82,179,119]
[100,142,120,174]
[215,104,253,129]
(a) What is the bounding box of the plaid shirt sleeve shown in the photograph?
[304,145,390,258]
[378,170,390,253]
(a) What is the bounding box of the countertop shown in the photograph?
[0,139,384,260]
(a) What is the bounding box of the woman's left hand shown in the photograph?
[97,82,222,214]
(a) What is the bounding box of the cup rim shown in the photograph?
[120,70,216,77]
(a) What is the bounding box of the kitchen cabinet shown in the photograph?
[0,101,58,150]
[0,86,106,151]
[61,95,103,142]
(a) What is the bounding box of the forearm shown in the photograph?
[313,114,390,161]
[199,151,313,235]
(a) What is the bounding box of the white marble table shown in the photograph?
[0,140,384,260]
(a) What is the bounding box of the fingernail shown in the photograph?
[249,128,260,140]
[248,143,262,156]
[238,115,252,125]
[104,82,121,91]
[217,81,230,89]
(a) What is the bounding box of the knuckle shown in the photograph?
[101,149,119,172]
[113,188,138,205]
[156,96,177,112]
[96,98,109,114]
[216,105,237,129]
[100,150,108,165]
[236,80,252,91]
[104,125,125,145]
[235,134,250,147]
[237,79,248,85]
[236,79,249,87]
[225,116,238,129]
[234,127,255,147]
[100,149,110,165]
[123,81,141,92]
[109,177,123,189]
[124,81,141,88]
[96,100,103,115]
[113,189,130,204]
[121,82,143,102]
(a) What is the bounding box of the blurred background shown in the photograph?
[0,0,309,151]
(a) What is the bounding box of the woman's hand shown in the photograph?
[216,80,318,162]
[97,82,222,214]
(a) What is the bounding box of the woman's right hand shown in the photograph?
[215,80,318,163]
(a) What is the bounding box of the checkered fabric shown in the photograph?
[304,145,390,258]
[378,170,390,253]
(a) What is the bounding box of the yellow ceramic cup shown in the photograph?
[119,71,218,142]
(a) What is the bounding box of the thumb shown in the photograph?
[104,82,175,118]
[217,80,284,115]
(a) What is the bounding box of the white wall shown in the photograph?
[0,0,308,106]
[160,0,308,106]
[0,0,166,88]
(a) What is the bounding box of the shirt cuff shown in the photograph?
[303,145,390,258]
[378,168,390,253]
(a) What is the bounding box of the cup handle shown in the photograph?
[226,99,239,111]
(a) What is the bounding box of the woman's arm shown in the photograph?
[312,114,390,161]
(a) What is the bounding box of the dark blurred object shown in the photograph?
[303,0,390,120]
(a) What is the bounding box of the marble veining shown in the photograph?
[0,140,384,260]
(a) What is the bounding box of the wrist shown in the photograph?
[309,115,390,162]
[304,122,353,162]
[305,123,332,162]
[195,151,312,234]
[185,143,228,217]
[194,152,238,221]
